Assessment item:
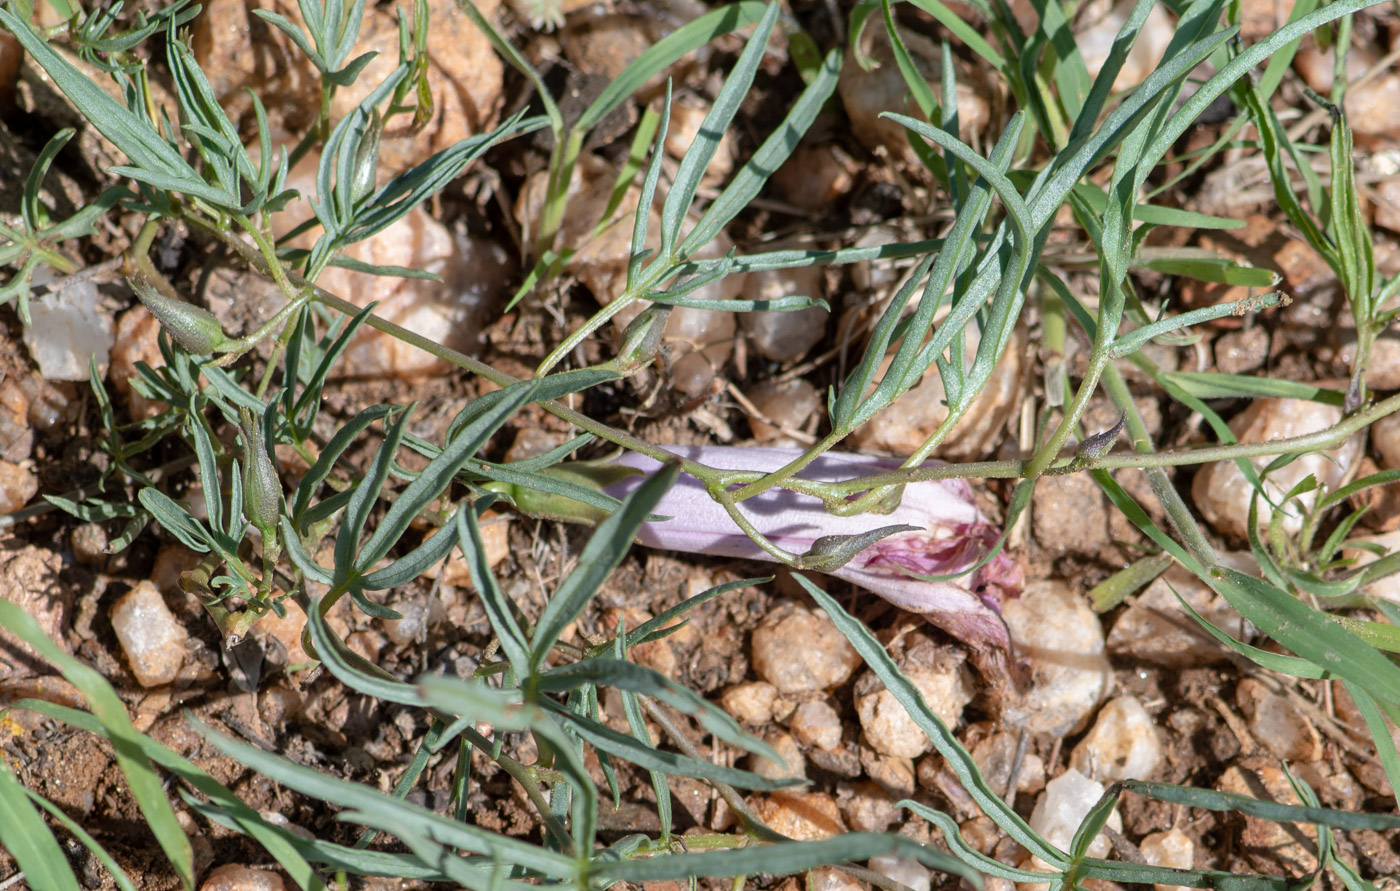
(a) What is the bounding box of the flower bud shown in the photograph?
[351,110,383,205]
[613,305,671,375]
[129,276,229,355]
[239,408,283,537]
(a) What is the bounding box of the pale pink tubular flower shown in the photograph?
[605,445,1023,651]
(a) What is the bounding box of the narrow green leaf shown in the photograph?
[0,762,83,891]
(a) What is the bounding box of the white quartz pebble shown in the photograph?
[1139,829,1195,891]
[868,855,931,891]
[1028,769,1121,861]
[1069,696,1163,782]
[110,581,188,687]
[24,275,113,381]
[1191,398,1362,540]
[1001,581,1113,736]
[740,267,827,363]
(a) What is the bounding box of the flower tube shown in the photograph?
[603,445,1022,651]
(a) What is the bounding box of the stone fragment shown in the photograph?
[0,378,31,462]
[1027,769,1122,862]
[24,276,113,381]
[199,864,286,891]
[1139,829,1195,891]
[750,603,863,695]
[1192,398,1362,540]
[868,855,930,891]
[854,635,972,758]
[1235,678,1323,763]
[0,460,37,514]
[1068,696,1163,782]
[1032,472,1112,557]
[1217,759,1318,876]
[663,99,735,183]
[850,324,1023,460]
[71,523,109,566]
[790,700,843,751]
[750,731,807,781]
[1108,559,1256,667]
[971,731,1046,796]
[746,791,845,840]
[740,267,828,363]
[1077,0,1175,91]
[1000,581,1112,736]
[721,681,779,726]
[271,155,512,379]
[110,581,189,687]
[859,746,917,797]
[807,867,864,891]
[770,143,855,211]
[839,25,988,163]
[0,546,70,679]
[837,780,900,833]
[745,378,821,444]
[1374,412,1400,471]
[108,305,167,420]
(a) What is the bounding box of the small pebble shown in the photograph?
[199,864,286,891]
[0,378,32,461]
[740,268,827,363]
[1214,326,1269,375]
[1192,397,1363,540]
[1108,558,1256,666]
[868,855,930,891]
[854,635,973,758]
[1374,412,1400,471]
[0,459,37,514]
[1027,769,1121,862]
[384,598,429,647]
[70,522,109,566]
[1217,759,1318,876]
[749,731,806,781]
[960,815,1001,855]
[859,747,917,797]
[770,143,855,211]
[0,546,71,680]
[790,700,843,751]
[1077,0,1175,91]
[108,305,167,420]
[839,26,988,161]
[838,780,900,833]
[1032,472,1112,557]
[721,681,779,726]
[110,581,189,687]
[745,378,821,443]
[850,324,1024,460]
[750,603,863,695]
[970,731,1046,796]
[1138,829,1194,891]
[807,867,864,891]
[1235,678,1323,763]
[1068,696,1163,782]
[746,791,845,840]
[663,99,735,183]
[1000,581,1112,736]
[23,274,113,381]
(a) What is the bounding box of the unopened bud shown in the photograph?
[795,524,918,572]
[239,408,283,536]
[351,110,383,205]
[129,276,228,355]
[614,305,671,375]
